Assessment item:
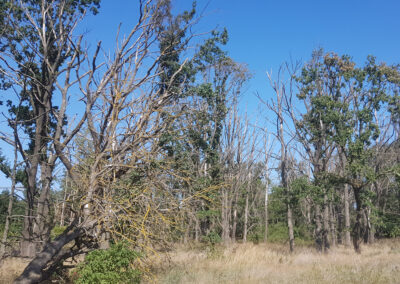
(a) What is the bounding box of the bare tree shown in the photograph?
[263,134,274,242]
[262,66,297,252]
[11,0,204,282]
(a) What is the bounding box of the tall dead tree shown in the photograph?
[263,134,274,242]
[12,1,204,283]
[263,66,296,253]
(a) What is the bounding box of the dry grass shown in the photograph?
[0,257,31,284]
[153,239,400,284]
[0,254,84,284]
[1,240,399,283]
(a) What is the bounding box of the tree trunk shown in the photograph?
[60,177,70,227]
[243,192,249,243]
[287,203,294,253]
[315,204,323,252]
[20,101,48,258]
[344,184,351,247]
[32,162,54,253]
[0,138,18,258]
[221,188,230,244]
[352,189,363,253]
[323,194,330,252]
[231,190,239,241]
[363,207,374,244]
[337,203,343,245]
[183,215,192,244]
[14,220,92,284]
[264,181,269,242]
[195,217,200,242]
[329,201,336,247]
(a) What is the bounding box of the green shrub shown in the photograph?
[248,227,264,244]
[202,231,222,245]
[75,242,141,284]
[268,223,288,243]
[51,225,67,240]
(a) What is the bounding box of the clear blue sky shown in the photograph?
[1,0,400,188]
[84,0,400,115]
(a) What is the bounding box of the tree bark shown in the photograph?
[221,188,230,244]
[287,203,295,253]
[315,204,323,252]
[231,190,239,241]
[344,184,351,247]
[322,194,331,252]
[0,133,18,259]
[264,181,269,242]
[329,201,336,247]
[14,220,94,284]
[243,192,249,243]
[352,189,363,253]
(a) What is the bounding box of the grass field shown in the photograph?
[153,239,400,284]
[1,239,399,283]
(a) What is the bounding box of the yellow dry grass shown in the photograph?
[154,239,400,284]
[0,257,30,284]
[0,239,399,283]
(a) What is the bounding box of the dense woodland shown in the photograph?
[0,0,399,283]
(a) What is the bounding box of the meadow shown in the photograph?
[153,239,400,284]
[1,239,399,283]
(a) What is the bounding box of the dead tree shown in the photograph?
[13,1,202,283]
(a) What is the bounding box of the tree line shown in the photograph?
[0,1,398,283]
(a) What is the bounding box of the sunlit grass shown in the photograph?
[152,239,400,284]
[1,239,399,283]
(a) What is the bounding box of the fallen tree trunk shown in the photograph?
[14,220,95,284]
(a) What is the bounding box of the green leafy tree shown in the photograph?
[294,50,400,253]
[0,0,100,257]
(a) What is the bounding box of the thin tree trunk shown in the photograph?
[60,177,69,227]
[263,137,271,242]
[368,207,375,243]
[0,133,18,258]
[329,201,336,247]
[344,184,351,247]
[337,203,343,245]
[243,192,249,243]
[195,216,200,242]
[231,190,239,241]
[264,180,269,242]
[323,194,330,252]
[221,188,230,244]
[352,189,363,253]
[287,203,294,253]
[315,204,323,252]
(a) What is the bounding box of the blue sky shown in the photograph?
[1,0,400,188]
[84,0,400,114]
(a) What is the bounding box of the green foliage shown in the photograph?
[267,223,289,243]
[248,228,263,244]
[75,242,141,284]
[376,212,400,238]
[50,226,67,240]
[197,209,219,220]
[0,190,25,238]
[202,231,222,245]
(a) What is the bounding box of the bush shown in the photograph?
[268,223,288,243]
[248,226,264,244]
[51,226,67,240]
[75,242,141,284]
[202,231,222,245]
